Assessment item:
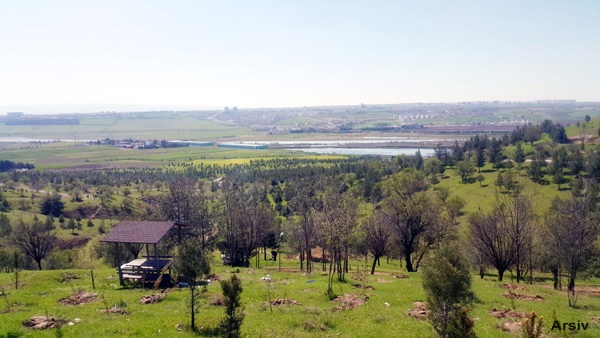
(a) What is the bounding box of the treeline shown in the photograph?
[0,160,34,172]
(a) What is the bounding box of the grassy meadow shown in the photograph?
[1,254,600,337]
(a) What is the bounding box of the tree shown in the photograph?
[40,193,64,217]
[513,142,526,167]
[523,126,542,145]
[496,189,535,283]
[0,214,11,237]
[469,211,514,282]
[382,169,458,272]
[161,178,212,248]
[487,138,505,168]
[552,169,565,190]
[476,174,484,187]
[172,238,211,330]
[423,245,476,338]
[11,221,56,270]
[451,141,464,166]
[68,218,76,234]
[424,157,443,177]
[219,275,244,338]
[415,150,423,170]
[456,160,476,182]
[313,182,358,291]
[585,114,591,123]
[286,181,317,272]
[544,183,600,306]
[219,181,274,267]
[476,147,485,173]
[364,211,394,274]
[87,219,94,228]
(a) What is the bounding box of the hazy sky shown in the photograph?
[1,0,599,111]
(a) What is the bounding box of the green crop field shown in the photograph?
[0,117,256,141]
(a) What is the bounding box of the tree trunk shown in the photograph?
[36,259,42,271]
[551,268,559,290]
[498,269,504,282]
[568,276,575,292]
[377,257,380,267]
[190,287,195,330]
[371,256,379,275]
[479,266,484,279]
[405,252,414,272]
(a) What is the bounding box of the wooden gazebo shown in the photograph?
[100,221,187,286]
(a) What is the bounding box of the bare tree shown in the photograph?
[287,181,316,272]
[219,181,274,267]
[313,182,358,293]
[494,189,535,283]
[11,221,55,270]
[382,169,456,272]
[469,211,515,281]
[545,182,600,305]
[364,210,394,274]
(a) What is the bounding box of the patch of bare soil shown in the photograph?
[207,273,221,281]
[407,302,428,319]
[244,270,255,274]
[489,308,527,319]
[23,316,67,330]
[394,274,409,279]
[332,294,368,310]
[499,321,522,333]
[262,299,302,306]
[501,292,545,301]
[376,279,392,283]
[499,284,525,290]
[99,305,131,315]
[58,290,98,306]
[351,283,374,290]
[211,296,225,306]
[574,286,600,296]
[590,317,600,325]
[60,272,80,283]
[140,294,166,304]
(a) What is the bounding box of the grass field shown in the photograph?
[1,253,599,337]
[0,144,346,170]
[0,117,256,141]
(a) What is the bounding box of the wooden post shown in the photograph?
[116,242,123,286]
[154,243,159,283]
[91,270,95,289]
[145,244,150,258]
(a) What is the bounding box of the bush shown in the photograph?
[219,275,244,338]
[423,245,476,338]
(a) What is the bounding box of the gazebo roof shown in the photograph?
[100,221,187,244]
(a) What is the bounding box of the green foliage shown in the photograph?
[423,245,476,338]
[219,275,245,338]
[172,238,211,286]
[456,160,475,181]
[513,142,526,165]
[40,193,64,217]
[0,213,11,237]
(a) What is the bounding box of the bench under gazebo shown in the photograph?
[100,220,187,286]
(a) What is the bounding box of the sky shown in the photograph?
[0,0,599,113]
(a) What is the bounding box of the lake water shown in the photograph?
[234,138,454,146]
[290,147,435,156]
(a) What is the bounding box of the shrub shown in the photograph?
[423,245,477,338]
